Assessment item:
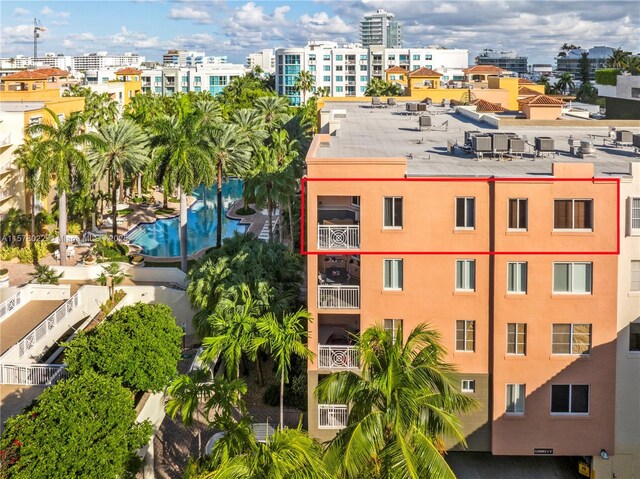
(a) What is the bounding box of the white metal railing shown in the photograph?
[318,404,348,429]
[0,133,11,147]
[317,224,360,250]
[0,363,67,385]
[318,345,359,369]
[16,292,80,359]
[0,290,22,322]
[318,285,359,309]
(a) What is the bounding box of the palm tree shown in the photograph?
[230,108,268,153]
[89,119,149,238]
[14,135,45,238]
[625,56,640,75]
[151,95,215,272]
[63,84,91,98]
[294,70,315,105]
[254,96,289,131]
[536,77,552,95]
[201,426,329,479]
[555,72,575,94]
[254,309,313,429]
[29,264,63,285]
[0,208,30,246]
[83,91,120,130]
[96,261,130,300]
[365,78,403,96]
[67,190,95,232]
[124,92,164,128]
[316,323,478,479]
[209,123,251,249]
[28,110,94,265]
[606,48,631,69]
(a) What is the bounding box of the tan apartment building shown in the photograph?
[304,101,637,475]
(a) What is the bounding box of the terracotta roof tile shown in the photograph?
[385,66,407,73]
[36,68,70,77]
[116,67,142,75]
[518,86,543,96]
[1,70,49,81]
[518,78,535,84]
[409,67,442,77]
[463,65,505,74]
[472,98,505,112]
[519,94,565,106]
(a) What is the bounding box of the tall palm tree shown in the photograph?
[254,96,289,131]
[254,309,313,429]
[316,323,477,479]
[84,91,120,130]
[230,108,268,152]
[13,135,45,238]
[555,72,575,94]
[243,147,282,242]
[89,119,149,238]
[0,208,30,246]
[294,70,315,105]
[625,56,640,75]
[96,261,130,300]
[28,110,94,265]
[209,123,250,249]
[202,426,329,479]
[151,95,215,272]
[536,77,552,95]
[606,48,631,69]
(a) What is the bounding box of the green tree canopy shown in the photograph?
[64,303,183,392]
[365,78,404,96]
[0,371,151,479]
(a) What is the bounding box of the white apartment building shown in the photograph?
[275,42,468,105]
[72,52,144,71]
[246,49,275,74]
[360,9,402,48]
[140,64,247,96]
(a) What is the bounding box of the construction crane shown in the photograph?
[33,18,46,67]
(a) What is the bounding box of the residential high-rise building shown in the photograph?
[139,64,246,96]
[360,9,402,48]
[556,46,614,81]
[246,49,275,74]
[475,50,528,76]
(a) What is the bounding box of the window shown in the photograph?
[456,320,475,352]
[194,76,201,83]
[29,116,42,126]
[360,86,366,93]
[155,76,162,83]
[360,75,367,82]
[413,54,420,60]
[461,380,475,393]
[632,87,640,99]
[455,197,475,229]
[323,76,331,82]
[360,54,368,60]
[335,76,343,82]
[388,55,396,61]
[554,199,593,230]
[335,86,343,93]
[551,385,589,414]
[181,87,188,93]
[384,319,403,344]
[508,199,528,230]
[308,54,316,61]
[351,196,360,207]
[181,76,188,83]
[336,65,343,71]
[553,263,592,294]
[629,198,640,234]
[552,324,592,354]
[630,323,640,352]
[383,259,403,290]
[455,260,475,291]
[631,261,640,291]
[425,54,432,60]
[507,323,526,355]
[335,55,343,61]
[309,65,316,72]
[323,55,330,61]
[507,262,527,294]
[506,384,525,414]
[383,197,403,228]
[360,65,367,71]
[323,65,330,71]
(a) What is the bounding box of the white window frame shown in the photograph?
[506,323,526,355]
[506,384,525,414]
[508,198,528,231]
[553,262,592,294]
[383,259,403,291]
[550,384,590,415]
[631,260,640,292]
[383,197,403,229]
[507,262,527,294]
[551,323,592,355]
[455,197,476,230]
[455,259,476,292]
[553,198,593,231]
[461,379,475,393]
[629,197,640,236]
[351,196,360,207]
[384,319,403,344]
[455,320,475,352]
[29,116,42,126]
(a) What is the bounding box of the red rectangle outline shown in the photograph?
[300,177,620,256]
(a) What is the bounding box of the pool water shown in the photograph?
[127,179,247,257]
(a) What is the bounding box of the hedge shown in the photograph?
[594,69,621,86]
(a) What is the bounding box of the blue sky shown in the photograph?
[1,1,638,65]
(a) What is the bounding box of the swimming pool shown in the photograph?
[127,179,247,257]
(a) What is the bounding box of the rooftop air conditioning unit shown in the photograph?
[465,130,480,144]
[490,133,509,152]
[617,130,633,143]
[419,116,432,128]
[508,138,525,154]
[472,134,492,152]
[535,137,554,152]
[633,134,640,148]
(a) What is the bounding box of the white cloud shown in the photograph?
[1,24,43,45]
[299,12,353,35]
[169,6,212,24]
[40,5,70,19]
[433,3,458,14]
[13,7,30,16]
[110,26,161,49]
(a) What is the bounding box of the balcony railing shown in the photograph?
[318,285,359,309]
[318,404,348,429]
[0,290,22,321]
[0,133,11,147]
[318,345,359,369]
[0,363,67,385]
[318,224,359,250]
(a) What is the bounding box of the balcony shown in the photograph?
[318,345,358,369]
[318,404,348,429]
[318,224,359,250]
[372,60,383,65]
[0,133,12,148]
[318,285,359,309]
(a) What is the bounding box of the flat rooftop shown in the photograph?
[316,101,640,177]
[0,101,45,112]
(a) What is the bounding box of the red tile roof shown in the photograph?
[472,98,505,112]
[518,86,543,96]
[519,94,565,106]
[36,68,70,77]
[463,65,505,74]
[518,78,535,84]
[116,67,142,75]
[1,68,69,81]
[385,66,407,73]
[409,67,442,77]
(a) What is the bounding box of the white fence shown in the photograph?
[0,290,23,322]
[318,404,348,429]
[317,225,360,250]
[0,363,67,385]
[53,263,188,290]
[318,285,360,309]
[318,345,359,369]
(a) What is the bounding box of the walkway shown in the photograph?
[0,385,46,431]
[0,300,64,356]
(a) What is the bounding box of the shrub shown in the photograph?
[0,268,8,276]
[117,208,134,216]
[67,222,81,235]
[0,241,51,264]
[594,69,621,86]
[235,206,256,216]
[65,303,183,393]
